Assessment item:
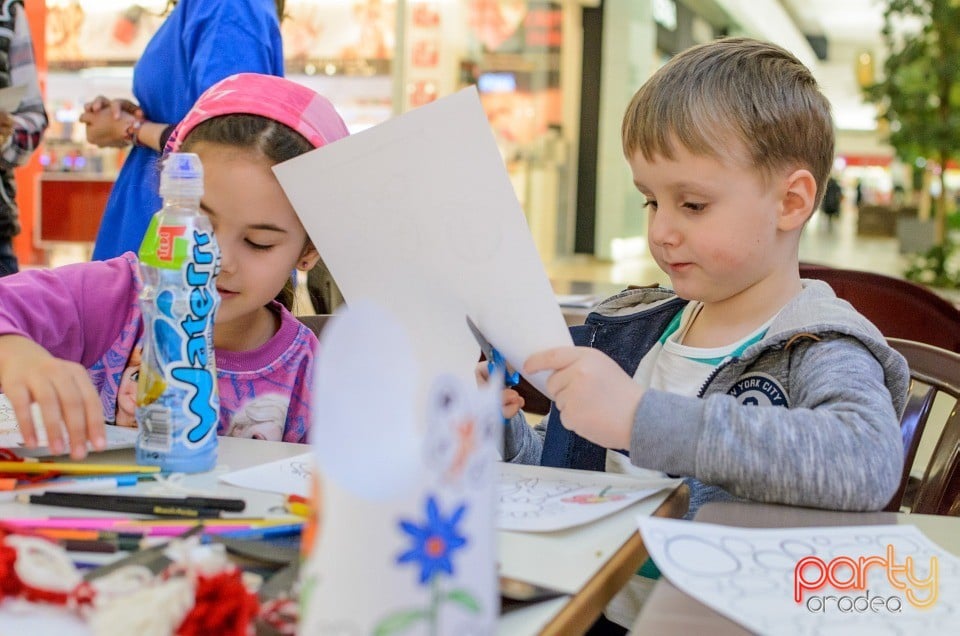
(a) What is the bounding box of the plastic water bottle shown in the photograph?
[135,152,221,473]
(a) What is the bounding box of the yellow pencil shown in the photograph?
[0,461,161,475]
[124,516,300,526]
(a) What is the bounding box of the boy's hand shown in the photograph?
[524,346,642,450]
[0,335,106,459]
[476,362,525,419]
[502,388,525,420]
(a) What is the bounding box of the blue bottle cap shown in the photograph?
[160,152,204,199]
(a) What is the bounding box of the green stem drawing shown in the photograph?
[429,576,440,636]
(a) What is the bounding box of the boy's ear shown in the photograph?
[296,245,322,272]
[778,168,818,232]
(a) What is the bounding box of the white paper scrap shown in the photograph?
[219,452,314,498]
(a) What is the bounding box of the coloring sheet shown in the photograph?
[218,450,680,533]
[638,517,960,635]
[498,463,679,532]
[274,87,572,402]
[218,452,314,498]
[0,395,138,455]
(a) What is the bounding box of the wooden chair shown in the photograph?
[800,263,960,352]
[885,338,960,516]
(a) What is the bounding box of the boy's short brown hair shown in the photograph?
[622,37,834,207]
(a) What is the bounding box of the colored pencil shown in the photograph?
[0,517,294,530]
[16,493,221,518]
[60,537,146,553]
[0,476,139,502]
[1,517,302,538]
[216,523,304,540]
[34,491,246,513]
[0,461,161,475]
[31,528,145,542]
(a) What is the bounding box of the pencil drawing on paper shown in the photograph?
[218,452,315,497]
[287,457,313,480]
[497,465,667,533]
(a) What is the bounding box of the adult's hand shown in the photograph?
[0,112,13,145]
[83,95,141,120]
[79,105,136,148]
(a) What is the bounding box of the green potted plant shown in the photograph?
[863,0,960,265]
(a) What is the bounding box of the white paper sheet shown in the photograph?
[218,451,314,497]
[300,301,501,634]
[274,87,572,399]
[638,517,960,635]
[309,301,422,499]
[0,84,26,112]
[0,395,138,455]
[498,463,678,532]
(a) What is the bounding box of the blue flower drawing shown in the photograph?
[397,495,467,584]
[375,495,480,636]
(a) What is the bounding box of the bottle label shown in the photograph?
[175,230,218,447]
[140,217,191,270]
[137,224,221,454]
[138,407,172,452]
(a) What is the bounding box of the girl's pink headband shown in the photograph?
[165,73,350,153]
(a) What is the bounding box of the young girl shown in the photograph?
[0,73,349,459]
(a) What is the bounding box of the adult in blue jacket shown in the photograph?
[81,0,284,260]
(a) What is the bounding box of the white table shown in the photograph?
[0,437,687,634]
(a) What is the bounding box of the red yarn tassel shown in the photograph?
[176,570,259,636]
[0,543,23,599]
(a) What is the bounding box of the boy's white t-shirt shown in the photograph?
[634,300,776,395]
[604,299,776,628]
[607,300,775,477]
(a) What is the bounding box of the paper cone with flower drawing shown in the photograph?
[299,301,500,635]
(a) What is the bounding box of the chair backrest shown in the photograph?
[297,314,334,337]
[886,338,960,516]
[800,263,960,353]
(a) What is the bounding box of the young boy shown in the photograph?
[505,37,908,516]
[503,37,908,631]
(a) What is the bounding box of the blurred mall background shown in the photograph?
[20,1,933,293]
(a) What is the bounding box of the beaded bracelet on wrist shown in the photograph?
[125,117,145,147]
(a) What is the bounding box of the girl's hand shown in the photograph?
[524,346,642,450]
[0,335,106,459]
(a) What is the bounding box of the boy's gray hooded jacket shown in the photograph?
[505,281,909,514]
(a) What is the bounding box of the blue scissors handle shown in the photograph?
[488,347,520,388]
